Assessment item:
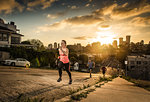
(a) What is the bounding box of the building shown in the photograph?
[58,43,60,48]
[126,55,150,80]
[119,37,123,46]
[48,43,53,49]
[119,35,131,46]
[54,42,57,49]
[126,35,131,44]
[112,40,117,48]
[0,18,24,47]
[0,18,24,61]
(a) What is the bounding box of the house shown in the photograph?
[0,18,24,61]
[126,55,150,80]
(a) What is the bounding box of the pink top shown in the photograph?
[59,48,69,63]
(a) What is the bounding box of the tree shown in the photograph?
[79,54,88,64]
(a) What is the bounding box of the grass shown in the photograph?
[121,76,150,91]
[70,92,87,101]
[16,94,45,102]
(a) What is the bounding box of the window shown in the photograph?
[11,37,20,44]
[0,52,2,58]
[0,34,2,41]
[3,34,8,41]
[131,66,135,69]
[143,61,148,65]
[137,61,141,64]
[130,61,134,64]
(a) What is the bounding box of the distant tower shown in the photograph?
[119,37,123,45]
[77,43,81,51]
[58,43,60,48]
[126,35,131,44]
[48,44,52,49]
[140,40,144,45]
[113,40,117,48]
[54,42,57,49]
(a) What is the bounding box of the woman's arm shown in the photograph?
[60,47,69,56]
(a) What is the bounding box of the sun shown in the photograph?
[91,31,117,45]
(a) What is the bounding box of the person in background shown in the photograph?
[102,66,107,78]
[57,40,72,84]
[87,60,95,78]
[74,61,79,71]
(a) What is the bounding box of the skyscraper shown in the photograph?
[54,42,57,49]
[126,35,131,44]
[119,37,123,45]
[58,43,60,48]
[48,44,52,49]
[113,40,117,48]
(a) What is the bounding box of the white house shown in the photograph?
[0,18,24,61]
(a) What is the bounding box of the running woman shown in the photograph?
[57,40,72,84]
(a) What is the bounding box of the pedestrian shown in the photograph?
[74,61,79,71]
[102,66,107,78]
[87,59,95,78]
[57,40,72,84]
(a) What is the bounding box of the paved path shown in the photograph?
[81,77,150,102]
[0,66,102,101]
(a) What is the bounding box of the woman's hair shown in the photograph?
[62,40,67,45]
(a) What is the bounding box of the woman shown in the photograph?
[57,40,72,84]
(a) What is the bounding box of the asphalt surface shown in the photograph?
[0,66,101,102]
[81,77,150,102]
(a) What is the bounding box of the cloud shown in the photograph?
[47,14,58,19]
[91,0,150,19]
[73,36,93,40]
[85,4,90,7]
[100,25,110,28]
[38,12,104,32]
[47,11,68,19]
[111,0,150,19]
[73,36,87,40]
[130,16,150,26]
[92,3,117,17]
[89,0,93,2]
[71,5,78,9]
[0,0,24,14]
[27,0,56,10]
[65,15,104,25]
[37,0,150,33]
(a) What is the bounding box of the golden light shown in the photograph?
[91,31,117,45]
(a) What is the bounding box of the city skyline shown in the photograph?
[0,0,150,46]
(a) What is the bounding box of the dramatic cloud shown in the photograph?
[73,36,93,40]
[71,5,78,9]
[39,12,104,31]
[27,0,56,9]
[65,15,104,25]
[47,10,68,19]
[100,25,110,28]
[73,36,88,40]
[0,0,24,14]
[111,0,150,19]
[130,16,150,26]
[85,4,90,7]
[91,0,150,19]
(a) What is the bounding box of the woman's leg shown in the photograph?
[65,63,72,80]
[57,61,64,80]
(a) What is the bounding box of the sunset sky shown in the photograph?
[0,0,150,46]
